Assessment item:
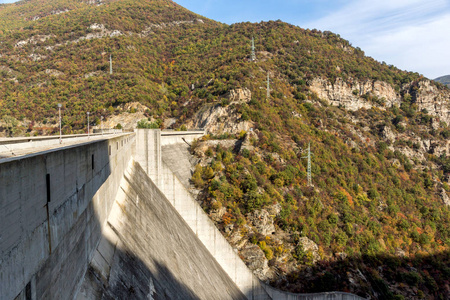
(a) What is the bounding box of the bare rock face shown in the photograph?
[189,104,253,134]
[266,203,282,216]
[229,88,252,103]
[298,237,320,263]
[309,77,400,111]
[15,34,54,48]
[100,101,149,130]
[120,102,149,113]
[395,248,407,257]
[429,141,450,157]
[248,209,275,236]
[380,125,396,143]
[406,80,450,124]
[239,130,258,153]
[44,69,64,77]
[193,139,237,157]
[240,244,270,280]
[441,188,450,207]
[210,206,226,222]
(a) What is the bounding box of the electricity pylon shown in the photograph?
[251,37,256,61]
[110,54,113,75]
[302,142,313,187]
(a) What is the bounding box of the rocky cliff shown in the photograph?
[309,77,450,124]
[309,77,400,111]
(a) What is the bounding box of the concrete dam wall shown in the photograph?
[1,134,135,300]
[1,129,365,300]
[78,160,246,299]
[136,129,366,300]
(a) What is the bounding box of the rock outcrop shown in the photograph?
[405,80,450,125]
[193,139,237,157]
[441,188,450,207]
[238,130,258,153]
[229,88,252,103]
[309,77,401,111]
[309,77,450,125]
[298,237,320,263]
[240,244,271,281]
[99,101,149,130]
[189,103,253,134]
[248,209,275,236]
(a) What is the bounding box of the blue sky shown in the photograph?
[1,0,449,78]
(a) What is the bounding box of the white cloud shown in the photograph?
[304,0,450,78]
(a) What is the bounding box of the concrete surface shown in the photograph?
[77,160,246,300]
[0,133,122,160]
[1,133,135,300]
[137,129,270,299]
[160,130,205,146]
[2,128,366,300]
[154,130,367,300]
[161,142,197,189]
[135,129,162,187]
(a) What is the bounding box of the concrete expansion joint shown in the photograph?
[107,221,121,240]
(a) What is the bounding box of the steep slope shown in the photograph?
[1,0,450,299]
[2,0,446,134]
[435,75,450,87]
[0,0,218,133]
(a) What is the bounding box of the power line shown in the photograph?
[110,54,113,75]
[301,142,313,187]
[251,37,256,61]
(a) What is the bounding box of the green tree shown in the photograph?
[2,115,19,137]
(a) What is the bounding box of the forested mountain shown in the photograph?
[1,0,450,299]
[435,75,450,88]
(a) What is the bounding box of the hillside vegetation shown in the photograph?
[1,0,450,299]
[435,75,450,87]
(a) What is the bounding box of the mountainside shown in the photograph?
[1,0,450,299]
[435,75,450,88]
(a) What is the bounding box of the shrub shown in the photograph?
[259,241,274,260]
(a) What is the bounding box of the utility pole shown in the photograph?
[101,116,104,136]
[266,71,270,100]
[87,112,90,138]
[58,103,62,144]
[301,142,313,187]
[251,37,256,61]
[109,54,113,75]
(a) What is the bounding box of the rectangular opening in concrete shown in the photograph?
[25,281,31,300]
[46,174,51,203]
[92,154,95,170]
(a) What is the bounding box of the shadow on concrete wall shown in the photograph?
[2,136,135,299]
[78,160,246,300]
[2,133,248,300]
[82,248,202,300]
